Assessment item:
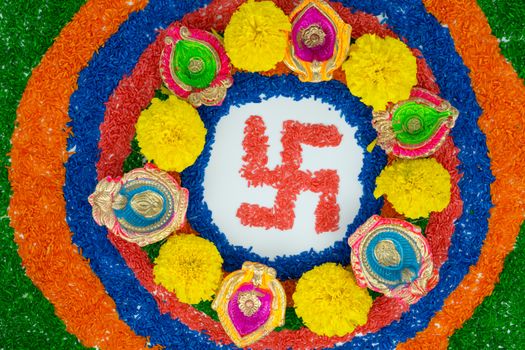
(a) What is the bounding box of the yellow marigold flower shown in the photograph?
[293,263,372,337]
[374,158,451,219]
[136,95,206,172]
[153,234,223,304]
[224,0,291,72]
[342,34,417,110]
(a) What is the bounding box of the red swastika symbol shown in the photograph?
[236,115,342,233]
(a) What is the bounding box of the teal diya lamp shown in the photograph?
[348,215,439,305]
[88,164,189,246]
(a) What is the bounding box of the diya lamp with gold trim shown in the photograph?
[348,215,438,304]
[284,0,352,82]
[372,88,459,158]
[88,163,189,246]
[160,25,233,107]
[212,262,286,347]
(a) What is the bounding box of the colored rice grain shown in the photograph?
[399,0,525,347]
[238,116,342,233]
[9,0,520,348]
[91,1,461,348]
[8,0,155,349]
[0,0,87,348]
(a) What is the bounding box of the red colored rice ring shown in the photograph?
[95,1,462,347]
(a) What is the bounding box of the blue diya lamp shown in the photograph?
[348,215,438,304]
[212,262,286,348]
[88,163,189,246]
[372,88,459,158]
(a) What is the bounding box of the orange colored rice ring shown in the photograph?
[398,0,525,348]
[9,0,525,348]
[8,1,156,349]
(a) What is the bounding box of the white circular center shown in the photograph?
[203,96,363,259]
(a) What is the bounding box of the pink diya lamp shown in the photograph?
[284,0,352,82]
[212,262,286,347]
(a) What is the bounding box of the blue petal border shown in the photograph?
[181,72,386,280]
[64,0,494,348]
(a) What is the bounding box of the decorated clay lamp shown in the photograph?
[212,262,286,347]
[372,88,459,158]
[348,215,438,304]
[88,163,189,246]
[284,0,351,82]
[160,25,233,107]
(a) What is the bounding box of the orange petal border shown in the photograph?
[8,0,155,349]
[399,0,525,348]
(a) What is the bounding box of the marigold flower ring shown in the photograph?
[10,0,524,348]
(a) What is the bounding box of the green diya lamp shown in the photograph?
[160,25,233,107]
[372,88,459,158]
